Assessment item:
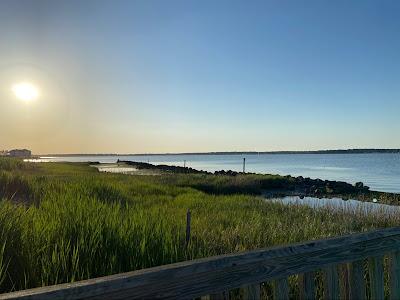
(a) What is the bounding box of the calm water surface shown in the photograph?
[30,153,400,193]
[267,196,400,216]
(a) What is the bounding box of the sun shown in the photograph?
[12,82,39,102]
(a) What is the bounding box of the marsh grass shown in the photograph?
[0,157,31,171]
[0,158,399,294]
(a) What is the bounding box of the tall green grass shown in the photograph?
[0,158,399,293]
[0,157,31,171]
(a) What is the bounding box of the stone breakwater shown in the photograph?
[118,160,400,205]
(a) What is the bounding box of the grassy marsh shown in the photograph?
[0,157,399,294]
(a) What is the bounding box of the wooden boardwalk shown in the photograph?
[2,227,400,299]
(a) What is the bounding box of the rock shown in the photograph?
[355,182,364,189]
[214,170,238,176]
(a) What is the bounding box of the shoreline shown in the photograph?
[114,160,400,205]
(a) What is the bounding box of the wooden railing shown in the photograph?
[2,227,400,299]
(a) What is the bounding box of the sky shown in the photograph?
[0,0,399,154]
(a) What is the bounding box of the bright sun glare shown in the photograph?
[12,82,39,102]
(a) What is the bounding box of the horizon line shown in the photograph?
[37,148,400,156]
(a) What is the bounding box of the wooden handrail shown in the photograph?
[2,227,400,299]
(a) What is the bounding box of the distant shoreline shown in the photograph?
[40,149,400,157]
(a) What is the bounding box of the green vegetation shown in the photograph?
[0,157,399,294]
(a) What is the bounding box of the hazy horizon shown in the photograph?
[1,0,400,154]
[28,148,400,156]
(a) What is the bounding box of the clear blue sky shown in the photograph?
[1,0,399,153]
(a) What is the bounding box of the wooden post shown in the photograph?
[299,272,315,300]
[243,157,246,173]
[390,251,400,300]
[209,292,229,300]
[339,264,350,300]
[273,278,289,300]
[368,256,384,300]
[186,209,191,247]
[323,265,339,300]
[243,284,260,300]
[184,160,186,168]
[349,260,365,300]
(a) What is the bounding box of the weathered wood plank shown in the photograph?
[349,260,365,300]
[273,278,289,300]
[242,284,260,300]
[298,272,315,300]
[368,255,384,300]
[323,265,339,300]
[2,227,400,299]
[390,251,400,300]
